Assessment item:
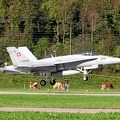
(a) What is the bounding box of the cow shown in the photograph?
[101,82,114,90]
[29,82,40,89]
[53,82,64,90]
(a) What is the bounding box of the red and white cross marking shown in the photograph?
[16,52,21,57]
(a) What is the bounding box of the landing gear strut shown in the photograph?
[76,68,90,81]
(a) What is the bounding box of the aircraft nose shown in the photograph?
[112,57,120,64]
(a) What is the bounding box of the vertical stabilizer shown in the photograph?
[18,47,37,61]
[7,47,34,66]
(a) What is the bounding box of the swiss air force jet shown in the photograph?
[0,46,120,86]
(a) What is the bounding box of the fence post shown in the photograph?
[24,84,25,89]
[117,85,119,92]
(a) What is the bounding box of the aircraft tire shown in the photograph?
[40,80,46,86]
[50,79,56,85]
[83,76,88,81]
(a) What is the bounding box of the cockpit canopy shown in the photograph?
[76,51,99,56]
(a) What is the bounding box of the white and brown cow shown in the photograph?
[53,82,64,90]
[101,82,114,90]
[29,82,40,89]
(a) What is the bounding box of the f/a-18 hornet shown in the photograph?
[0,46,120,86]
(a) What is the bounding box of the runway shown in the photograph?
[0,91,120,96]
[0,92,120,113]
[0,107,120,113]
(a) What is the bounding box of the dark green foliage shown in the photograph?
[0,0,120,74]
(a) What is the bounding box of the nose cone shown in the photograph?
[112,57,120,64]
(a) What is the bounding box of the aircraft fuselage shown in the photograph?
[32,54,120,72]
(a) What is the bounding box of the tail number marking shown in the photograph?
[20,60,29,63]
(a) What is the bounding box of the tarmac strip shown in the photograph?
[1,92,120,96]
[0,107,120,113]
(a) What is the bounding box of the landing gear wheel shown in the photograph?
[40,80,46,86]
[83,76,88,81]
[50,79,56,85]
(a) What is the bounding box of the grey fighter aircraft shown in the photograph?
[0,47,120,86]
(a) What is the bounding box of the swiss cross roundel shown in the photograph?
[16,52,21,57]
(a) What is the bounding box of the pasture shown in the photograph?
[0,94,120,120]
[0,72,120,119]
[0,72,120,93]
[0,112,120,120]
[0,94,120,108]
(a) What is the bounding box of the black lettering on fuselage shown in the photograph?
[20,60,29,63]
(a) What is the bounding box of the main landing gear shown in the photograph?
[40,79,56,86]
[50,79,56,85]
[40,80,46,86]
[76,68,90,81]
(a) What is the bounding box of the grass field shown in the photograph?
[0,112,120,120]
[0,94,120,108]
[0,72,120,91]
[1,94,120,120]
[0,73,120,119]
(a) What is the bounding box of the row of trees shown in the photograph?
[0,0,120,72]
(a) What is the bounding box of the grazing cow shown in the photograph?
[101,82,114,90]
[53,82,64,90]
[29,82,40,89]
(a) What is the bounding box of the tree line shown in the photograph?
[0,0,120,73]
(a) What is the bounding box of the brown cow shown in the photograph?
[101,82,114,90]
[53,82,64,90]
[29,82,40,89]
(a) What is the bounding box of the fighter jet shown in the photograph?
[0,47,120,86]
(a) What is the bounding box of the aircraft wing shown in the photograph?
[55,58,97,65]
[25,57,98,73]
[17,64,56,73]
[54,58,98,70]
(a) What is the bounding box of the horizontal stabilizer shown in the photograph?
[0,65,31,74]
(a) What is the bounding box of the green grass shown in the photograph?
[0,72,120,91]
[0,72,120,119]
[0,94,120,108]
[0,86,119,94]
[0,112,120,120]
